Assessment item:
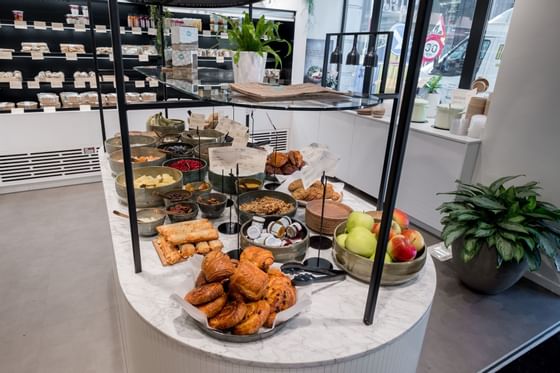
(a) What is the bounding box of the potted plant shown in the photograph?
[424,75,442,117]
[437,176,560,294]
[225,13,292,84]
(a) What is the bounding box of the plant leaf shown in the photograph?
[513,243,525,262]
[525,250,541,271]
[518,235,536,251]
[489,175,523,194]
[496,235,514,261]
[443,226,468,247]
[500,230,518,242]
[469,195,505,210]
[498,222,529,234]
[535,231,558,257]
[462,238,480,262]
[475,227,495,238]
[508,215,525,224]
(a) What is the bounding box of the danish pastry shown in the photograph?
[264,311,276,328]
[264,276,296,313]
[185,282,225,306]
[267,152,288,168]
[202,250,235,282]
[208,300,247,330]
[233,300,271,335]
[230,261,268,301]
[240,246,274,271]
[198,293,227,318]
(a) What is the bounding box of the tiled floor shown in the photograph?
[0,183,124,373]
[1,182,559,373]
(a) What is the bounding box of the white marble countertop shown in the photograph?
[100,151,437,368]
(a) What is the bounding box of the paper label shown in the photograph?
[89,80,97,89]
[132,27,142,35]
[188,113,206,129]
[14,20,27,29]
[43,106,56,113]
[202,30,211,37]
[109,54,114,62]
[50,81,63,88]
[95,25,107,33]
[148,28,157,35]
[74,24,86,32]
[0,51,13,60]
[220,32,228,39]
[119,26,125,34]
[208,147,267,176]
[80,104,92,111]
[451,88,477,108]
[134,80,145,88]
[31,51,44,60]
[11,108,25,114]
[138,54,149,62]
[65,52,78,61]
[148,80,159,87]
[216,56,224,63]
[9,81,23,89]
[33,21,47,30]
[27,81,40,89]
[52,22,64,31]
[74,80,86,88]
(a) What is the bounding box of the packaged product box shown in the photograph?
[170,26,198,69]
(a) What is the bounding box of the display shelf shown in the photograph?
[0,51,160,61]
[0,80,158,89]
[0,20,158,36]
[135,66,380,111]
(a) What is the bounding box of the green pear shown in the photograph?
[384,252,393,263]
[345,226,377,257]
[346,211,374,232]
[336,233,348,249]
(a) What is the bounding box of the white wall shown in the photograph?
[473,0,560,293]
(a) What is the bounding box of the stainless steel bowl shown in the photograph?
[194,142,232,162]
[115,166,183,208]
[105,134,157,154]
[236,190,298,224]
[147,120,185,137]
[208,169,265,195]
[137,208,167,237]
[332,222,427,285]
[240,217,308,262]
[108,147,166,175]
[181,129,225,146]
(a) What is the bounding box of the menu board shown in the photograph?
[208,147,267,177]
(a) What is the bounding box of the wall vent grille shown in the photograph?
[0,148,100,183]
[251,129,289,151]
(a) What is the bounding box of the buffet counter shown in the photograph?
[100,151,437,373]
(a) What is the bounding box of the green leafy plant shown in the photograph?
[149,5,172,55]
[437,176,560,271]
[224,13,292,68]
[424,75,442,94]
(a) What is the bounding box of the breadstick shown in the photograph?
[168,229,219,246]
[209,240,223,251]
[195,241,211,255]
[156,219,210,236]
[179,243,196,258]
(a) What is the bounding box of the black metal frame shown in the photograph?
[320,31,393,98]
[107,0,433,326]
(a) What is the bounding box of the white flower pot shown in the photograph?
[426,93,441,118]
[233,52,267,84]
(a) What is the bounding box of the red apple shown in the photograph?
[402,229,425,252]
[392,208,410,230]
[371,222,397,240]
[387,235,416,262]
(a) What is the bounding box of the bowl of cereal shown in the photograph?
[236,190,297,224]
[115,166,183,207]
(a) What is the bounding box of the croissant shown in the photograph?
[267,152,288,168]
[240,246,274,271]
[264,311,276,328]
[230,261,268,301]
[232,300,271,335]
[202,250,235,283]
[281,163,297,175]
[197,293,227,318]
[208,300,247,330]
[288,179,303,192]
[185,283,224,306]
[288,150,304,169]
[195,271,207,287]
[264,276,296,313]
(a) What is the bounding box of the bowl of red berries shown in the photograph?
[163,157,208,184]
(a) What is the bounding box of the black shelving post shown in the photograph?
[364,0,434,325]
[87,0,108,148]
[376,0,416,210]
[108,0,142,274]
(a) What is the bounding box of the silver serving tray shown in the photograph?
[193,318,287,343]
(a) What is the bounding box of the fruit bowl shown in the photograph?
[332,222,427,285]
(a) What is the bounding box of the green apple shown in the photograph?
[345,226,377,258]
[346,212,374,232]
[384,252,393,263]
[336,233,348,249]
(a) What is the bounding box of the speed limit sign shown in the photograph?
[423,34,444,63]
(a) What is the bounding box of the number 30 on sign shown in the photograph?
[423,35,444,64]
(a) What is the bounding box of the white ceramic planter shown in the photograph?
[426,93,440,118]
[233,51,267,83]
